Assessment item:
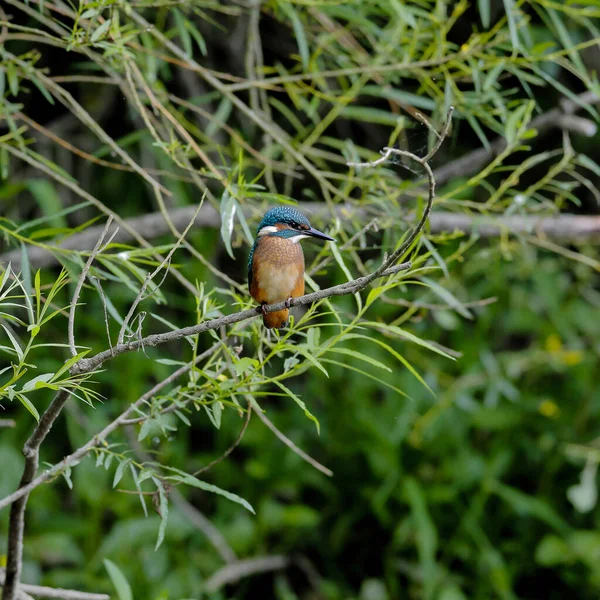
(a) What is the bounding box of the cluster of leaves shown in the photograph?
[1,0,599,598]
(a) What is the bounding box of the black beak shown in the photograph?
[307,227,335,242]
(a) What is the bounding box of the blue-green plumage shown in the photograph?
[248,206,335,328]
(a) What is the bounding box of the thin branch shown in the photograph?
[68,217,114,357]
[117,201,203,345]
[204,555,290,592]
[2,389,71,600]
[0,344,221,514]
[249,397,333,477]
[192,405,252,477]
[0,420,16,428]
[0,571,108,600]
[71,261,412,375]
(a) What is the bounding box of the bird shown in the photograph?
[248,206,335,329]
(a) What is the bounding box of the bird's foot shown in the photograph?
[261,303,268,315]
[284,297,292,309]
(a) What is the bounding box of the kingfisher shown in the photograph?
[248,206,335,329]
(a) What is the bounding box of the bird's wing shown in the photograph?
[247,242,256,289]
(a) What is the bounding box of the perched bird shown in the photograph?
[248,206,335,329]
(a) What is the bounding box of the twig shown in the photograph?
[248,395,333,477]
[68,217,114,357]
[170,490,238,564]
[0,420,16,428]
[0,344,221,514]
[0,571,108,600]
[204,555,290,592]
[192,405,252,477]
[117,201,203,345]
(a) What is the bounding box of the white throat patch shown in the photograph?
[291,234,310,243]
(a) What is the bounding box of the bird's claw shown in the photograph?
[284,297,292,309]
[261,303,268,315]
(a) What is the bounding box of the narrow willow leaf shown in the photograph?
[91,18,111,43]
[503,0,520,50]
[113,459,130,488]
[130,464,148,516]
[163,467,254,513]
[152,477,169,550]
[1,323,23,361]
[16,392,40,421]
[104,559,133,600]
[478,0,491,28]
[327,347,392,372]
[273,380,320,433]
[363,321,456,360]
[280,2,309,70]
[220,189,236,259]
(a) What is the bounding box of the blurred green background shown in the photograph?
[1,0,600,599]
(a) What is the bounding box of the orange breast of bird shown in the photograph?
[250,236,305,328]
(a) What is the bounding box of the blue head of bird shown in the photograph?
[254,206,336,243]
[248,207,335,329]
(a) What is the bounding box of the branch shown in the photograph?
[2,389,72,600]
[249,396,333,477]
[204,555,290,592]
[0,343,221,513]
[4,204,600,273]
[0,571,108,600]
[70,261,412,375]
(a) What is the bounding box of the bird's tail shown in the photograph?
[263,308,289,329]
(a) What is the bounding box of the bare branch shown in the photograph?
[0,571,109,600]
[70,261,412,375]
[204,555,290,592]
[249,396,333,477]
[68,216,114,357]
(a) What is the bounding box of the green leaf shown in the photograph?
[163,467,255,513]
[21,373,55,392]
[280,2,309,70]
[363,322,456,360]
[478,0,491,28]
[50,350,91,382]
[272,380,320,433]
[113,459,130,488]
[1,323,24,361]
[173,9,193,56]
[503,0,520,50]
[91,18,111,43]
[152,477,169,550]
[327,347,392,372]
[103,559,133,600]
[219,189,236,259]
[16,392,40,421]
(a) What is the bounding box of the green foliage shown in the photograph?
[1,0,599,598]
